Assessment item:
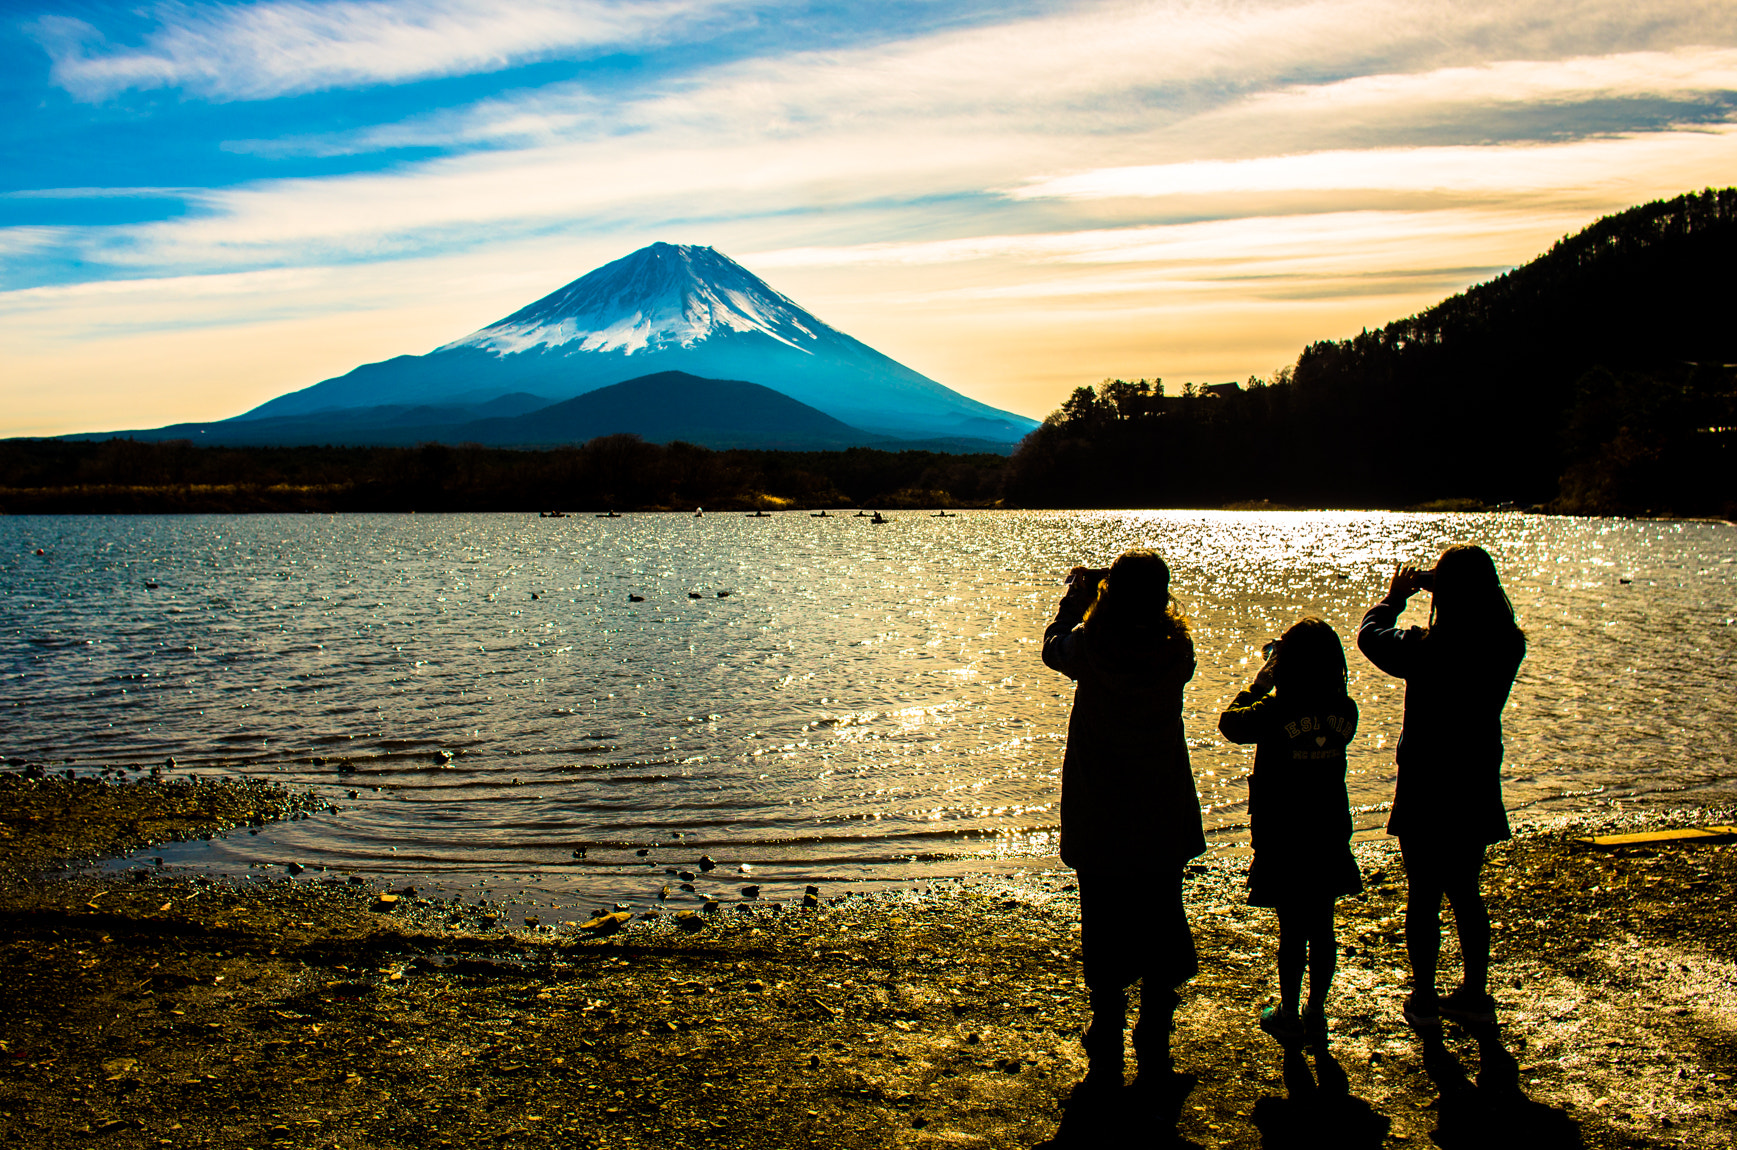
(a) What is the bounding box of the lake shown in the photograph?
[3,510,1732,914]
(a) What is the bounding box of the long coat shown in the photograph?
[1042,597,1207,871]
[1357,598,1526,845]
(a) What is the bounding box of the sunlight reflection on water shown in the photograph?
[2,510,1732,907]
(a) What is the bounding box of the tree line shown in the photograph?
[0,435,1010,514]
[1005,188,1737,516]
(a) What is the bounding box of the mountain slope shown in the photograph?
[237,244,1037,443]
[63,374,909,451]
[449,371,882,449]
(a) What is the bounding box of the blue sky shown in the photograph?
[3,0,1735,435]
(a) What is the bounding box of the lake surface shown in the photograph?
[3,511,1733,913]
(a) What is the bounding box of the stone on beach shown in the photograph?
[579,911,632,934]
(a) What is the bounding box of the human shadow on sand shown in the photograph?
[1035,1069,1203,1148]
[1251,1040,1389,1149]
[1419,1021,1582,1149]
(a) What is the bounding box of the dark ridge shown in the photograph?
[1003,187,1737,516]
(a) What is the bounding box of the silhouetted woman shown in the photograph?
[1043,550,1205,1087]
[1219,616,1361,1045]
[1357,545,1525,1028]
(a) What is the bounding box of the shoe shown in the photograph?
[1439,987,1498,1025]
[1258,1005,1306,1043]
[1402,991,1440,1030]
[1301,1005,1329,1043]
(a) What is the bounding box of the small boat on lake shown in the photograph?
[539,510,568,518]
[811,511,832,518]
[870,512,890,524]
[595,511,622,519]
[746,510,772,517]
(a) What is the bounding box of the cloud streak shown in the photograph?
[1011,127,1737,201]
[31,0,744,102]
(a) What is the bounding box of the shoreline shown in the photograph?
[1,775,1734,1148]
[5,498,1733,522]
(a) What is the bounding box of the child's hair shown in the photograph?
[1427,544,1525,642]
[1273,615,1347,700]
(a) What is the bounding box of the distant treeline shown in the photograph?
[0,435,1009,514]
[1006,188,1737,516]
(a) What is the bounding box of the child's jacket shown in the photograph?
[1219,689,1362,906]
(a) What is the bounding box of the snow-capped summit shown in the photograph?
[446,244,824,357]
[237,243,1038,444]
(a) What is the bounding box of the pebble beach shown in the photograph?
[1,772,1733,1149]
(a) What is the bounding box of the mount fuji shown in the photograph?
[232,243,1038,446]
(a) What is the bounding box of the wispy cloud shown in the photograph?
[1011,127,1737,201]
[0,227,68,257]
[30,0,745,102]
[747,209,1572,274]
[59,3,1732,273]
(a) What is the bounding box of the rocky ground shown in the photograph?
[0,772,1733,1149]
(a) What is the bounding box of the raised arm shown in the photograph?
[1218,647,1278,744]
[1041,569,1098,680]
[1218,690,1276,745]
[1357,563,1427,678]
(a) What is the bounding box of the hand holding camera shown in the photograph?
[1249,638,1280,695]
[1387,562,1436,601]
[1064,566,1109,604]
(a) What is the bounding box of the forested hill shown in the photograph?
[1006,188,1737,515]
[1370,186,1736,365]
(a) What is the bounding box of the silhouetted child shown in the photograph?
[1219,617,1362,1043]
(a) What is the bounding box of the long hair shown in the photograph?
[1272,615,1347,701]
[1081,549,1188,659]
[1427,544,1524,642]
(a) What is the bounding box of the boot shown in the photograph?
[1081,987,1127,1089]
[1132,986,1180,1077]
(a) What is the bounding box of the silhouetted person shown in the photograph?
[1042,550,1204,1089]
[1219,617,1361,1044]
[1357,545,1526,1029]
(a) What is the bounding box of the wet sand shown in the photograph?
[1,772,1733,1149]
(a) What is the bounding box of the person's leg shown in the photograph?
[1303,898,1338,1014]
[1085,986,1128,1070]
[1273,903,1306,1020]
[1259,900,1310,1042]
[1400,839,1445,1014]
[1133,866,1194,1069]
[1441,845,1491,996]
[1076,870,1131,1081]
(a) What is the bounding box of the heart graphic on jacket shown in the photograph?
[1316,736,1327,747]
